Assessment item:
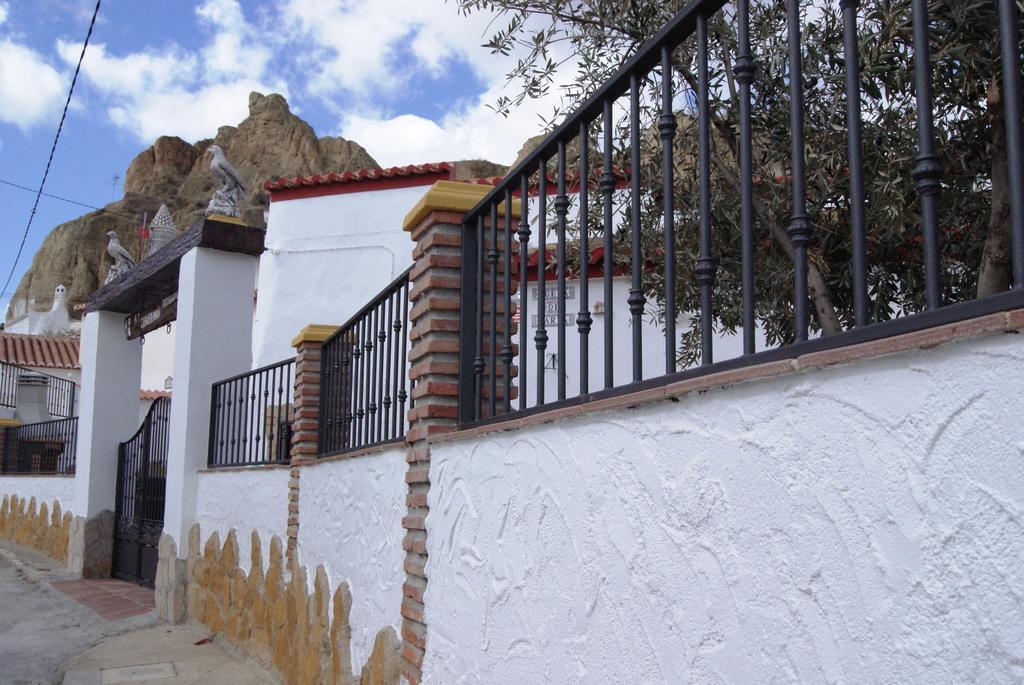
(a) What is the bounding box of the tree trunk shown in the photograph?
[978,80,1013,296]
[711,155,844,336]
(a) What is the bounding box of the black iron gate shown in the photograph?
[112,397,170,586]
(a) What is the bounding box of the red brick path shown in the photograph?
[51,578,155,621]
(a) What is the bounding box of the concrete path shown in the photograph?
[62,624,280,685]
[0,540,154,685]
[0,540,279,685]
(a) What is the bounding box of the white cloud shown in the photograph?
[0,3,8,27]
[0,38,66,129]
[196,0,271,80]
[340,81,561,167]
[278,0,521,100]
[57,0,284,142]
[282,0,577,166]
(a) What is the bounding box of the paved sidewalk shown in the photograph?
[62,624,280,685]
[0,540,279,685]
[51,578,155,621]
[0,540,154,685]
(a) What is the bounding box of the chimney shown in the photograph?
[15,372,52,424]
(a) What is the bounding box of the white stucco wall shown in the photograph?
[140,323,175,392]
[423,330,1024,684]
[252,186,424,368]
[297,448,407,676]
[0,475,77,515]
[193,467,290,572]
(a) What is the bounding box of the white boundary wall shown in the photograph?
[194,467,290,572]
[422,331,1024,684]
[297,447,407,676]
[0,475,77,514]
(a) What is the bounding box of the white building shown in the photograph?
[253,162,471,368]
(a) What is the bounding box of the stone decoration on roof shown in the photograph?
[104,231,136,285]
[36,284,72,335]
[145,204,177,258]
[204,144,246,218]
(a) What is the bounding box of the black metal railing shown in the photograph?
[0,362,16,410]
[208,359,294,467]
[114,397,169,586]
[459,0,1024,424]
[0,362,77,418]
[1,417,78,474]
[319,268,413,457]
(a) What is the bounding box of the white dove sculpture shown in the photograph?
[104,230,136,285]
[204,144,247,218]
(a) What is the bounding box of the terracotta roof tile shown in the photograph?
[0,333,80,370]
[263,162,628,196]
[264,162,456,192]
[139,389,171,400]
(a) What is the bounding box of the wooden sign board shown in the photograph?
[125,293,177,340]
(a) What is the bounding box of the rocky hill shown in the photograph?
[6,92,380,322]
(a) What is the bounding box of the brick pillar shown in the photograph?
[399,181,520,683]
[287,324,337,569]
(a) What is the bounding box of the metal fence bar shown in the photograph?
[2,417,78,474]
[536,160,549,406]
[556,142,569,401]
[628,72,645,382]
[0,363,16,410]
[474,215,485,418]
[0,362,77,418]
[207,358,295,468]
[997,0,1024,290]
[578,123,592,393]
[502,187,515,414]
[489,203,499,417]
[319,268,412,457]
[517,175,531,411]
[697,13,716,366]
[601,99,615,390]
[660,45,677,374]
[452,0,1024,429]
[787,0,812,341]
[912,0,943,309]
[841,0,869,326]
[735,0,756,355]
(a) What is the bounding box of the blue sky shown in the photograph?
[0,0,564,315]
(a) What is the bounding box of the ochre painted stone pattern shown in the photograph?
[187,524,400,685]
[0,494,71,562]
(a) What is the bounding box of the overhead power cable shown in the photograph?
[0,0,102,300]
[0,178,139,221]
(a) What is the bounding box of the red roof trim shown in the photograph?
[265,163,456,202]
[264,162,633,203]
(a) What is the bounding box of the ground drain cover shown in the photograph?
[100,662,177,683]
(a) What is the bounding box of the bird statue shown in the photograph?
[204,144,247,218]
[104,230,136,285]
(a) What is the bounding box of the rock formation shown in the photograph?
[7,92,379,322]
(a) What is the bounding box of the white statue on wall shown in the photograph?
[204,144,246,218]
[104,230,136,285]
[33,284,72,335]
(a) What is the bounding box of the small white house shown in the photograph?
[253,162,473,368]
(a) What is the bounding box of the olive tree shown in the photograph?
[458,0,1017,361]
